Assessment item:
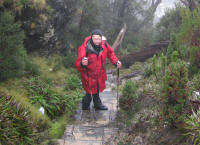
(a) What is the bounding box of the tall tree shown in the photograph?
[78,0,101,43]
[156,5,182,41]
[108,0,162,51]
[180,0,199,11]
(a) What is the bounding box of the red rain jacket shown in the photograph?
[75,36,118,94]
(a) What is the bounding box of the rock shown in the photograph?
[190,90,200,101]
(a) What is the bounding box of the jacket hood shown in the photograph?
[83,36,92,47]
[83,36,105,47]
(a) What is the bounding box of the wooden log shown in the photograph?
[119,41,169,68]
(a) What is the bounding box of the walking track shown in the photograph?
[58,73,119,145]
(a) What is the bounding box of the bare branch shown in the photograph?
[180,0,197,11]
[180,0,188,6]
[135,0,161,31]
[152,0,155,6]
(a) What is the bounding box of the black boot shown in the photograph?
[82,94,91,110]
[93,94,108,110]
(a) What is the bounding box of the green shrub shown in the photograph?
[170,50,179,62]
[167,33,178,64]
[0,11,27,81]
[64,75,81,90]
[152,55,159,80]
[176,8,200,64]
[177,8,200,46]
[63,90,82,114]
[144,53,167,79]
[161,59,189,126]
[62,53,76,68]
[48,118,67,139]
[119,80,138,110]
[160,53,167,76]
[25,60,40,76]
[189,46,200,76]
[177,44,189,60]
[144,64,153,78]
[51,56,63,72]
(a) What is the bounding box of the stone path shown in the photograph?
[57,73,119,145]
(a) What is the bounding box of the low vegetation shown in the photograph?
[118,7,200,144]
[0,54,82,144]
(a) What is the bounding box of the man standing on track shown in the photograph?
[75,29,122,110]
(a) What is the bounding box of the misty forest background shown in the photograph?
[0,0,200,144]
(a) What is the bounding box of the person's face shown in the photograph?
[92,35,102,46]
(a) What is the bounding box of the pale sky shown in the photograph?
[155,0,176,18]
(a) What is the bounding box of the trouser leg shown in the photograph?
[82,93,91,110]
[93,83,108,110]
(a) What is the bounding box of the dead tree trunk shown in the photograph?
[111,23,127,52]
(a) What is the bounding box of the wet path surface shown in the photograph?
[58,73,119,145]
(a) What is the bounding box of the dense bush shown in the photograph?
[64,74,81,90]
[151,55,160,80]
[166,33,179,64]
[0,11,40,81]
[189,46,200,76]
[62,53,77,68]
[155,5,182,41]
[119,80,138,110]
[0,11,26,81]
[146,53,167,80]
[161,59,189,126]
[176,8,200,76]
[25,60,40,76]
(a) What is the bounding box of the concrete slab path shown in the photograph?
[58,73,119,145]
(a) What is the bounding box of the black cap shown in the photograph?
[91,29,103,37]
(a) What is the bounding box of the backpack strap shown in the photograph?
[104,41,108,48]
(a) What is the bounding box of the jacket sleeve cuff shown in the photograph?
[115,60,121,66]
[80,61,86,68]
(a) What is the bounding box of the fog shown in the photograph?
[155,0,176,18]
